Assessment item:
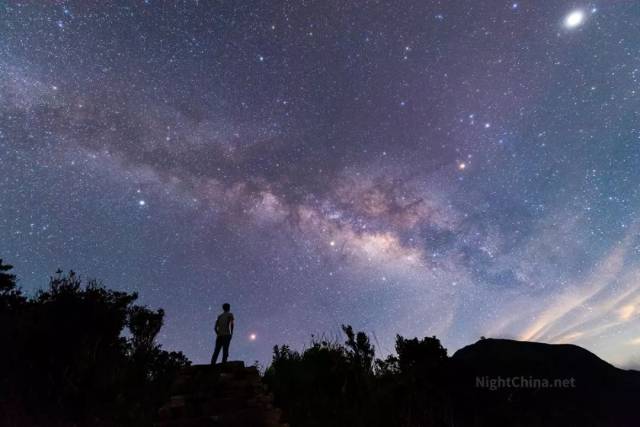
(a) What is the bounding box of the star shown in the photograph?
[564,10,585,29]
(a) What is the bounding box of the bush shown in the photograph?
[264,327,451,427]
[0,262,190,426]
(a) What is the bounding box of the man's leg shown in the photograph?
[211,336,222,365]
[221,335,231,363]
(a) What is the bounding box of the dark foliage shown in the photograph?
[0,263,190,426]
[264,327,452,427]
[0,259,22,310]
[264,329,640,427]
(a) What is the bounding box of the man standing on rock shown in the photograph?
[211,303,234,365]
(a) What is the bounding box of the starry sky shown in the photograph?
[2,1,640,368]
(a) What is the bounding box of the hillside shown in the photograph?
[449,338,640,426]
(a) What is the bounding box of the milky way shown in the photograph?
[2,1,640,367]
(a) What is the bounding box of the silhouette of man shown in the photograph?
[211,303,234,364]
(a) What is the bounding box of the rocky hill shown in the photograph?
[155,361,287,427]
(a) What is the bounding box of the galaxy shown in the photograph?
[2,1,640,367]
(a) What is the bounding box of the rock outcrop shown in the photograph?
[155,361,287,427]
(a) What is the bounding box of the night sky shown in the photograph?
[2,1,640,368]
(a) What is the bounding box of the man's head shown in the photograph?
[222,303,231,312]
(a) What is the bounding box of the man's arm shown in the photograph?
[229,317,234,336]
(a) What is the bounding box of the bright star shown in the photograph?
[249,333,257,341]
[458,163,466,170]
[564,10,585,29]
[138,200,146,206]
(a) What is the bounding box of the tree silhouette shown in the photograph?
[342,324,375,374]
[0,264,189,427]
[264,326,452,427]
[129,305,165,353]
[0,259,23,309]
[0,259,16,291]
